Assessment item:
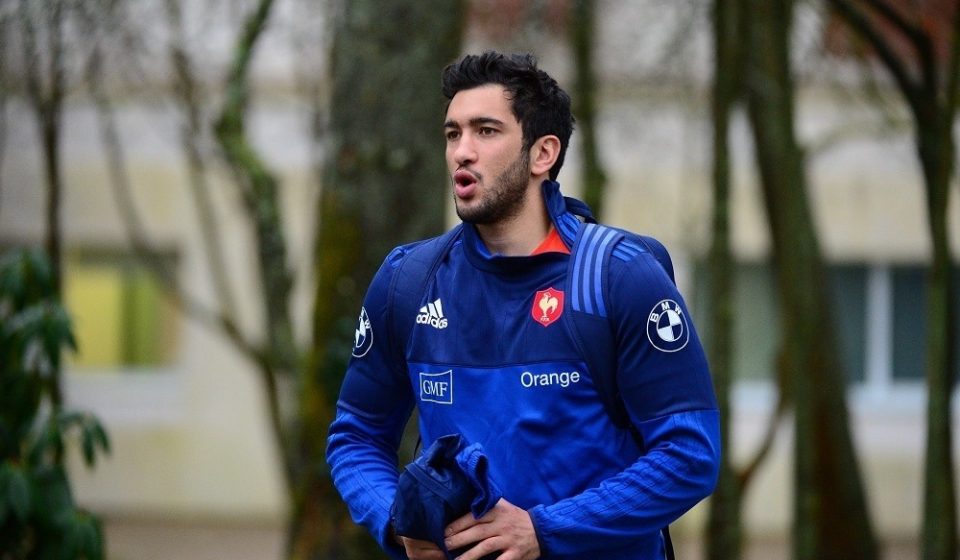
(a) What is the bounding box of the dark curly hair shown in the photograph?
[441,51,574,181]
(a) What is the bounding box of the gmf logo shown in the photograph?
[419,370,453,404]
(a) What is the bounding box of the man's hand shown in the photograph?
[443,498,541,560]
[400,535,445,560]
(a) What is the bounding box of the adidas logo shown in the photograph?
[416,298,448,329]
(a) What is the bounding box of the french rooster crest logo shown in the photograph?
[531,287,564,327]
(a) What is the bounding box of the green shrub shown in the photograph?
[0,249,110,560]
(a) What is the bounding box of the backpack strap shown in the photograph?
[565,222,677,433]
[566,222,631,430]
[563,196,597,224]
[389,225,463,362]
[637,235,675,283]
[565,220,678,560]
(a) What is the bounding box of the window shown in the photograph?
[891,265,960,383]
[64,250,180,369]
[830,265,868,383]
[694,261,958,388]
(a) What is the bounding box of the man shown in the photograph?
[327,51,720,560]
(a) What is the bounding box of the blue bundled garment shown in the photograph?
[390,434,502,559]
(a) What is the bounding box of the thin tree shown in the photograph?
[824,2,959,557]
[213,0,301,488]
[0,12,10,217]
[164,0,240,331]
[706,2,798,558]
[705,0,745,557]
[12,0,115,444]
[743,0,879,558]
[569,0,607,218]
[16,0,66,295]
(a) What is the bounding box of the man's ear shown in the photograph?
[529,135,561,177]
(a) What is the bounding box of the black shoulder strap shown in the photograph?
[389,226,463,361]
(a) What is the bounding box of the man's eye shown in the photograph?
[478,127,496,136]
[445,130,460,141]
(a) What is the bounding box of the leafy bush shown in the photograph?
[0,249,110,560]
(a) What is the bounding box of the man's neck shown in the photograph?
[475,182,551,256]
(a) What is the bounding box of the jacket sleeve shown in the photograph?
[326,251,415,560]
[529,248,721,558]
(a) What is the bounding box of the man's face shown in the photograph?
[444,84,531,225]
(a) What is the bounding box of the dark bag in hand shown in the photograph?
[390,434,502,559]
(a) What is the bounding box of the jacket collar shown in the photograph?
[459,180,586,273]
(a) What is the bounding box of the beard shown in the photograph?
[455,149,531,225]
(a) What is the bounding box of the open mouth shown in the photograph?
[454,169,478,197]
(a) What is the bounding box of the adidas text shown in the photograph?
[417,314,448,329]
[417,299,449,329]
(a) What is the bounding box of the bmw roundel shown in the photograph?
[646,299,689,352]
[352,307,373,358]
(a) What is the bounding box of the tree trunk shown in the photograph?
[40,113,62,300]
[743,1,878,558]
[295,2,465,558]
[919,11,960,559]
[19,0,66,413]
[917,112,957,560]
[705,0,742,557]
[570,0,607,217]
[0,15,8,217]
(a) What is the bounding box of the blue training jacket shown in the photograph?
[326,180,721,560]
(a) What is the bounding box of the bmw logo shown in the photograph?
[352,307,374,358]
[646,299,689,352]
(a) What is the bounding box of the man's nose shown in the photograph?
[453,133,477,166]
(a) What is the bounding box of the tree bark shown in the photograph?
[296,2,465,558]
[0,13,9,218]
[570,0,607,218]
[705,0,743,557]
[19,0,65,297]
[743,1,878,558]
[917,104,958,560]
[164,0,240,325]
[18,0,67,417]
[918,9,959,558]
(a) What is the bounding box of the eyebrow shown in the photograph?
[443,116,506,129]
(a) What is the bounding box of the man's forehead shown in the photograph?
[444,84,517,124]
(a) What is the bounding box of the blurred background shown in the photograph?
[0,0,958,559]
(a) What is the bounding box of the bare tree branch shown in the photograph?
[865,0,926,50]
[84,32,269,378]
[164,0,240,325]
[827,0,923,111]
[213,0,297,493]
[863,0,937,92]
[0,12,9,218]
[18,0,67,297]
[217,0,274,143]
[738,389,789,491]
